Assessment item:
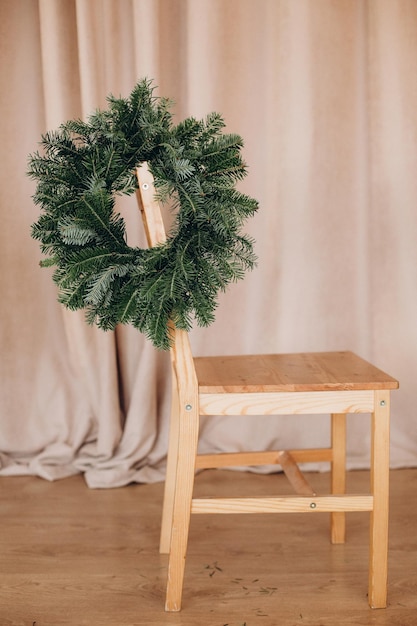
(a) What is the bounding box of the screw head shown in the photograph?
[142,183,149,190]
[310,502,317,509]
[185,404,192,411]
[380,400,386,407]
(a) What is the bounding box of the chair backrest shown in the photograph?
[135,164,198,396]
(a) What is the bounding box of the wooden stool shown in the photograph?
[135,163,399,612]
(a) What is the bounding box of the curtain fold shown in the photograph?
[0,0,415,487]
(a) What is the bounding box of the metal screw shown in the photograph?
[380,400,386,407]
[142,183,149,190]
[185,404,192,411]
[310,502,317,509]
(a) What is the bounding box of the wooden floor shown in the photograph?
[1,468,416,626]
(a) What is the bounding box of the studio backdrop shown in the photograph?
[0,0,416,487]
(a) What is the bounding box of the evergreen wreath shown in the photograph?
[28,79,258,349]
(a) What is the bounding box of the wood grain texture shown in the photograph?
[194,351,399,393]
[135,163,167,247]
[331,413,347,544]
[135,163,200,610]
[369,390,391,608]
[199,389,375,415]
[195,448,333,469]
[0,469,416,626]
[276,450,316,496]
[191,495,374,514]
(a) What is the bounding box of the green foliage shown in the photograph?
[28,79,258,349]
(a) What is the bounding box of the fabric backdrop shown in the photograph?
[0,0,416,488]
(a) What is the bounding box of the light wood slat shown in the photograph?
[136,164,199,612]
[195,448,333,469]
[331,413,347,544]
[194,352,399,393]
[159,368,181,555]
[369,390,390,609]
[191,495,374,514]
[199,390,375,415]
[136,163,177,558]
[163,334,199,612]
[135,164,167,246]
[277,451,316,496]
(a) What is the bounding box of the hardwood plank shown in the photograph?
[195,448,333,469]
[199,389,375,415]
[191,495,373,514]
[194,351,399,393]
[331,413,347,543]
[0,469,416,625]
[276,450,316,496]
[135,163,167,247]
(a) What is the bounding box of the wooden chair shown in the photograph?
[135,163,399,612]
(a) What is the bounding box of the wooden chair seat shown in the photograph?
[135,163,399,612]
[194,351,398,393]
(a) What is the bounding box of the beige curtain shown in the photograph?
[0,0,416,488]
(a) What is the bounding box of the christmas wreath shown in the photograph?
[28,80,258,349]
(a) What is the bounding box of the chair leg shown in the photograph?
[330,413,346,544]
[165,404,199,612]
[160,377,181,554]
[368,390,390,609]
